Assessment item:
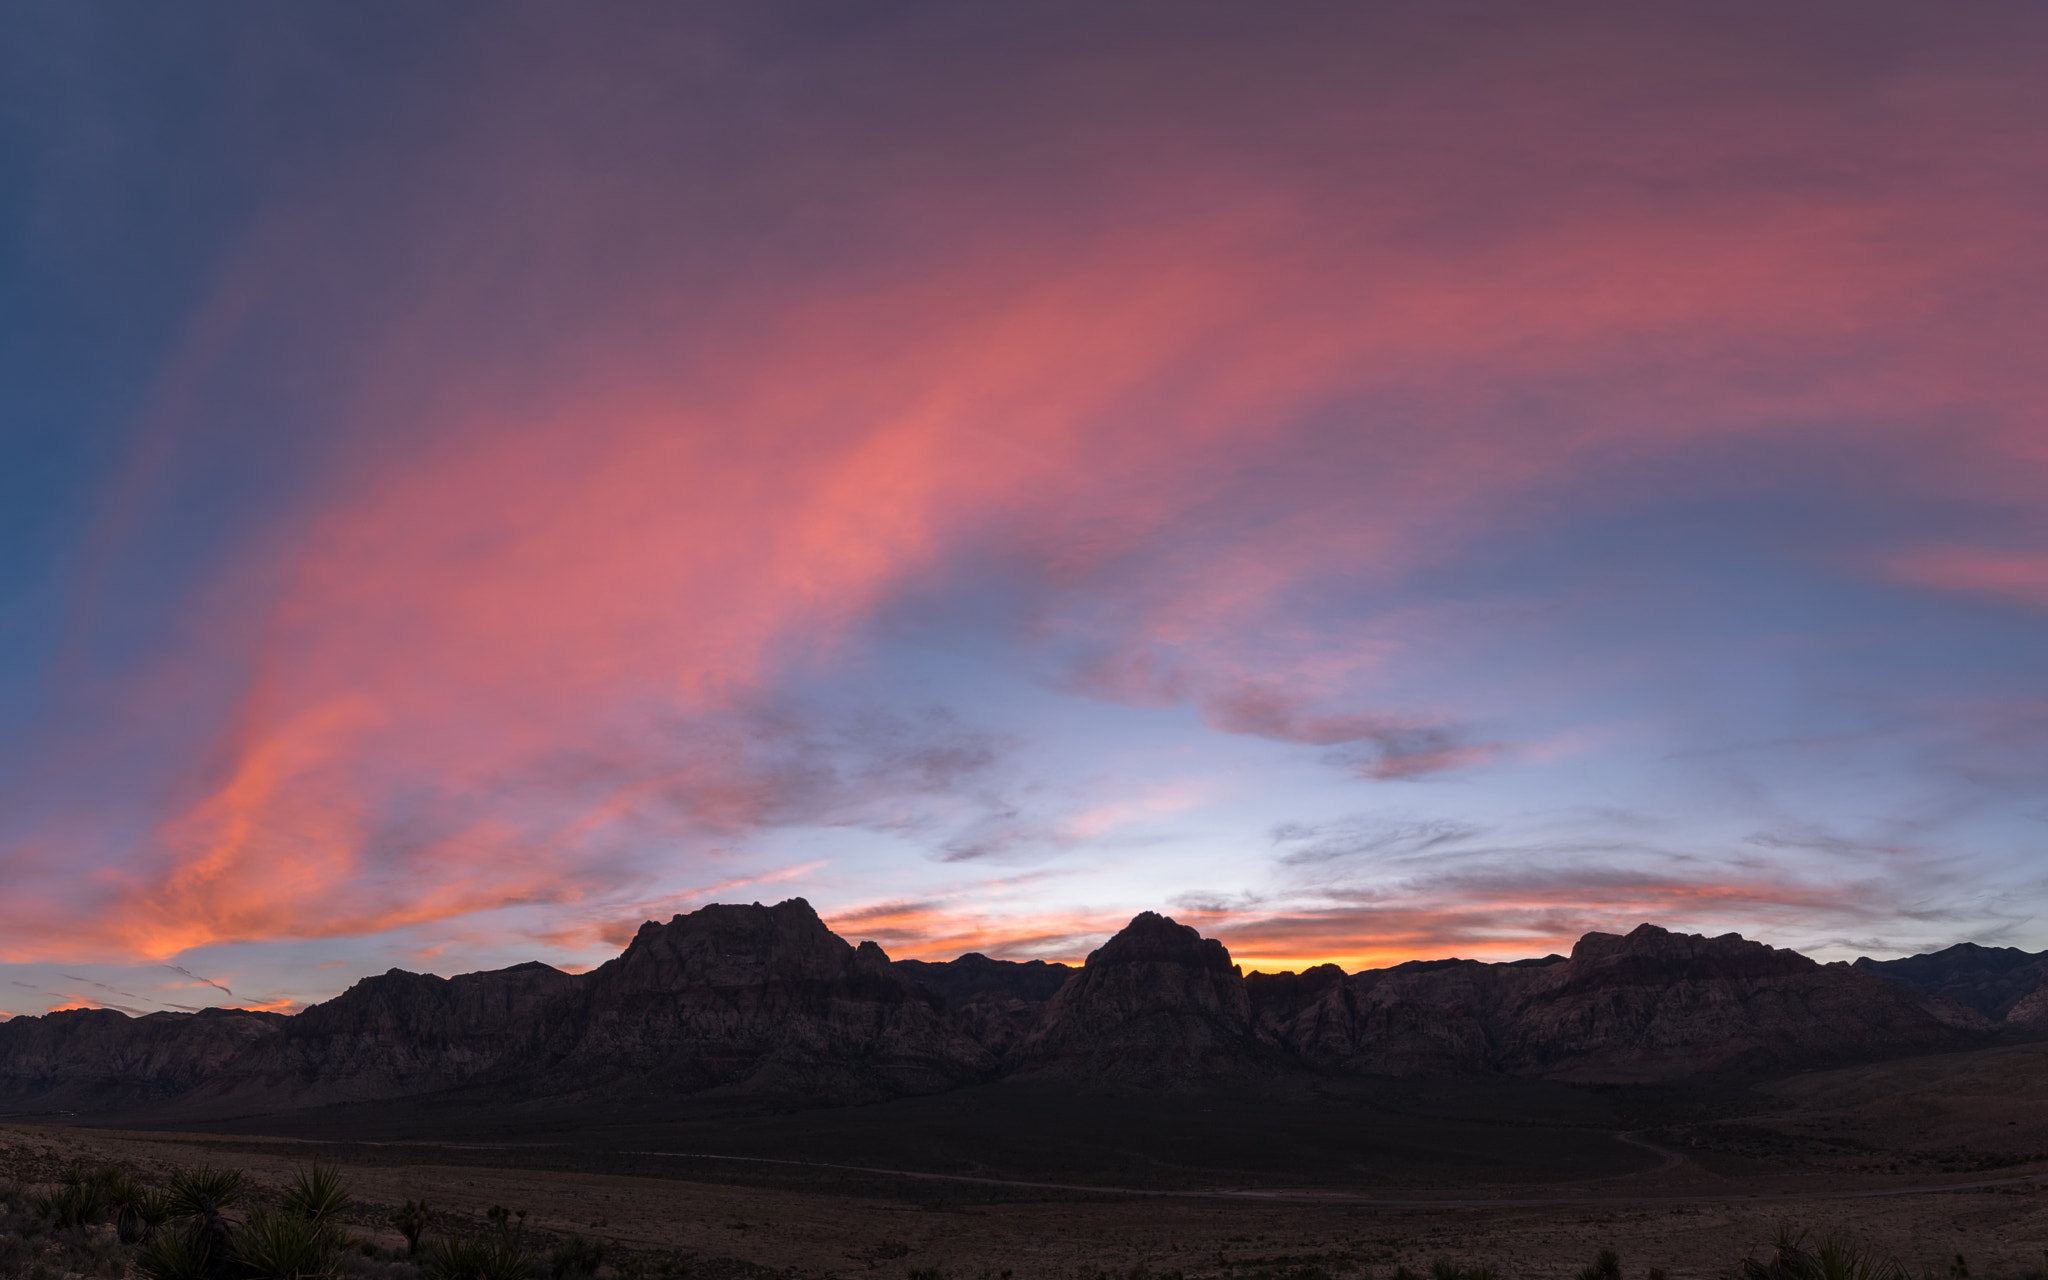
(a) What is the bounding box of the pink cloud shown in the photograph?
[1883,547,2048,610]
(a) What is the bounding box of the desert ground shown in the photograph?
[8,1042,2048,1279]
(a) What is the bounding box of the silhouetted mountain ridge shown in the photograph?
[2,902,2034,1118]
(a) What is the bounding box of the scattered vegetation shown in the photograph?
[1740,1226,1911,1279]
[0,1148,2034,1280]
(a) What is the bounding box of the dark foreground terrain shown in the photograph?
[7,1038,2048,1279]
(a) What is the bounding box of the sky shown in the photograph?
[2,1,2046,1018]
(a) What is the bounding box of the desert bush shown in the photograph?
[548,1236,606,1280]
[1427,1263,1496,1280]
[1575,1250,1620,1280]
[0,1233,29,1279]
[30,1183,104,1230]
[423,1235,535,1280]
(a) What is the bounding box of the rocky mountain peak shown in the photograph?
[602,897,862,991]
[1562,922,1814,990]
[1084,911,1236,971]
[1013,912,1266,1081]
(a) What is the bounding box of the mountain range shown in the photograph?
[3,900,2042,1117]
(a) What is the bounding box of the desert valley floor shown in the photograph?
[9,1038,2048,1279]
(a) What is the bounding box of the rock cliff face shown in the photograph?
[0,905,2021,1116]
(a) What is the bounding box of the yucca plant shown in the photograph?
[164,1166,244,1219]
[239,1205,341,1280]
[122,1187,177,1244]
[424,1234,537,1280]
[137,1226,214,1280]
[279,1163,351,1226]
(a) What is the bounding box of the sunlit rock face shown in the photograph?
[1011,911,1278,1083]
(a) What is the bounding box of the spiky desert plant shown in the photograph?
[137,1226,215,1280]
[164,1166,244,1219]
[279,1163,351,1226]
[1741,1226,1909,1280]
[239,1205,342,1280]
[424,1234,536,1280]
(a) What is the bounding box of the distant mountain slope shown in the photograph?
[0,1007,285,1111]
[1,902,2031,1118]
[1854,942,2048,1026]
[893,953,1072,1005]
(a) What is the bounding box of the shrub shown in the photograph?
[548,1237,607,1280]
[424,1235,536,1280]
[1575,1251,1620,1280]
[32,1182,106,1229]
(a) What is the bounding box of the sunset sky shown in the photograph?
[3,2,2046,1017]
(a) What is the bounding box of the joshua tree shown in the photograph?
[394,1200,434,1257]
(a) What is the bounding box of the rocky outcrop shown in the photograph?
[0,1007,285,1111]
[1012,912,1275,1082]
[1855,943,2048,1026]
